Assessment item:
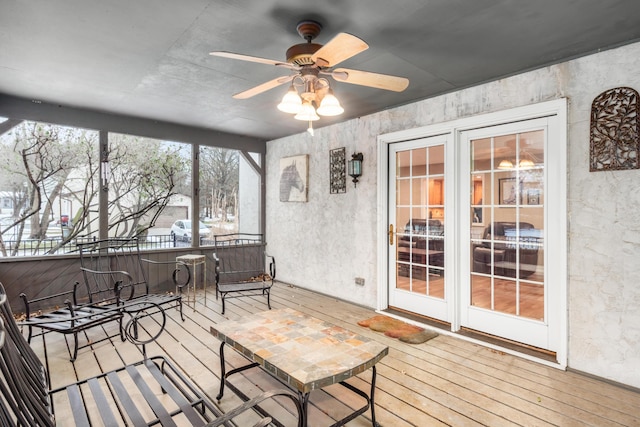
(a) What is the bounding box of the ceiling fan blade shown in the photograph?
[233,75,294,99]
[210,51,296,70]
[332,68,409,92]
[311,33,369,67]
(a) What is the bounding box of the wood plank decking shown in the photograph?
[24,282,640,427]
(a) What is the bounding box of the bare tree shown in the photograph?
[107,134,188,238]
[0,122,189,256]
[199,147,238,223]
[0,122,91,256]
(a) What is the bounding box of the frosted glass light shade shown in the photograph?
[294,101,319,121]
[277,87,302,114]
[316,91,344,116]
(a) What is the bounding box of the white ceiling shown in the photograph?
[2,0,640,141]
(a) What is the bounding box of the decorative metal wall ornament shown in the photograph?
[329,147,346,193]
[590,86,640,171]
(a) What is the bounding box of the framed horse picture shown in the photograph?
[279,155,309,202]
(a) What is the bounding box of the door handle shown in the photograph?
[389,224,394,245]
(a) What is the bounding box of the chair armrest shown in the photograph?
[266,253,276,280]
[203,388,302,427]
[213,253,220,284]
[19,287,76,306]
[140,258,183,268]
[80,267,133,281]
[18,293,124,326]
[80,267,135,300]
[120,301,167,356]
[20,282,81,319]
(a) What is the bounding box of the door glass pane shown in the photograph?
[397,150,411,177]
[469,130,545,320]
[412,148,426,175]
[395,145,445,299]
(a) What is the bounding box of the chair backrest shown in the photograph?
[0,283,54,426]
[214,233,267,283]
[77,238,149,303]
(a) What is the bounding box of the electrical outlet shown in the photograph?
[355,277,365,286]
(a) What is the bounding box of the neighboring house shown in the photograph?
[154,193,191,228]
[0,191,14,215]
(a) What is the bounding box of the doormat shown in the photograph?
[358,315,438,344]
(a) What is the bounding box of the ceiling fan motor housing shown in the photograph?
[286,43,322,66]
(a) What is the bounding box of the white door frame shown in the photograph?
[387,135,452,321]
[377,99,567,367]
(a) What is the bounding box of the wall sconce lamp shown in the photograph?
[347,153,363,187]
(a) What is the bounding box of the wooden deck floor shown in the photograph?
[27,282,640,427]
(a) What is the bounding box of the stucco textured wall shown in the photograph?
[266,42,640,388]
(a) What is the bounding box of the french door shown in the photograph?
[388,134,451,322]
[460,118,561,351]
[382,101,566,356]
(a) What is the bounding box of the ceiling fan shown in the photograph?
[209,20,409,129]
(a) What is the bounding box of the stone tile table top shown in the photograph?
[210,307,389,394]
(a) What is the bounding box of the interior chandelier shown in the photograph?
[497,158,536,170]
[277,74,344,136]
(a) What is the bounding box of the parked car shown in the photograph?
[170,220,211,242]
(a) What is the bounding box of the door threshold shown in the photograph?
[457,327,557,363]
[384,307,557,364]
[385,307,450,330]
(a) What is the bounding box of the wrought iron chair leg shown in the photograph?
[119,316,126,341]
[70,332,79,362]
[178,299,184,321]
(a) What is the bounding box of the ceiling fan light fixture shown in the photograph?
[316,89,344,116]
[294,101,320,121]
[277,86,303,114]
[210,20,409,134]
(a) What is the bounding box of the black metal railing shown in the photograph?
[0,234,207,257]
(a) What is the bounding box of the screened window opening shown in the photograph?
[0,119,262,257]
